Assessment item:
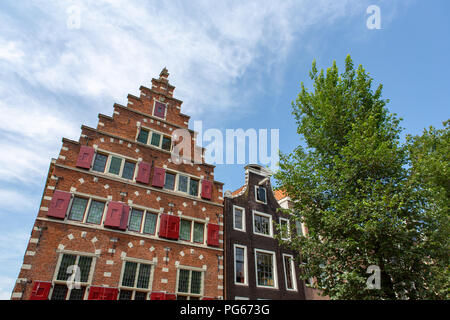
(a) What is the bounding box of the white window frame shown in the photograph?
[252,210,273,238]
[175,265,204,299]
[66,195,107,225]
[92,150,138,182]
[255,185,267,204]
[233,205,246,232]
[152,99,168,120]
[235,296,250,300]
[135,126,172,152]
[179,218,205,245]
[279,217,291,240]
[282,254,297,292]
[233,244,248,286]
[50,251,97,300]
[254,248,278,289]
[118,257,155,300]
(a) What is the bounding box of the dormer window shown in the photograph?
[255,186,267,204]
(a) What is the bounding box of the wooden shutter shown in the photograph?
[76,146,95,169]
[153,101,166,118]
[47,190,72,219]
[202,297,214,300]
[88,286,118,300]
[168,215,180,240]
[165,293,176,300]
[29,281,51,300]
[150,292,166,300]
[158,214,170,238]
[119,204,130,231]
[104,202,125,229]
[201,180,212,200]
[152,167,165,188]
[102,288,118,300]
[136,161,151,184]
[207,223,220,247]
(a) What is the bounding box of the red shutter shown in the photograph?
[47,190,72,219]
[150,292,166,300]
[168,215,180,240]
[153,101,166,118]
[202,297,215,300]
[136,162,151,184]
[152,167,165,188]
[104,202,125,229]
[207,223,220,247]
[88,287,118,300]
[158,214,169,238]
[29,281,51,300]
[119,204,130,231]
[165,293,176,300]
[76,146,95,169]
[201,180,213,200]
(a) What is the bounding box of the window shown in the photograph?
[295,220,303,236]
[253,211,273,237]
[164,172,176,190]
[180,220,191,241]
[161,136,172,151]
[150,132,161,147]
[68,197,88,221]
[176,268,203,299]
[51,253,94,300]
[109,156,122,175]
[92,153,108,172]
[234,245,247,285]
[143,212,157,235]
[178,175,188,193]
[122,161,136,180]
[189,179,199,197]
[193,222,204,243]
[255,250,277,288]
[255,186,267,204]
[233,205,245,232]
[119,260,153,300]
[179,220,204,244]
[137,129,149,144]
[283,255,297,291]
[128,209,143,232]
[86,200,105,224]
[279,218,290,240]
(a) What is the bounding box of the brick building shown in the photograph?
[11,68,225,300]
[223,164,307,300]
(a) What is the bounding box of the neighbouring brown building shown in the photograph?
[11,68,225,300]
[223,164,307,300]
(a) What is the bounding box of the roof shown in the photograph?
[231,185,245,196]
[273,189,288,201]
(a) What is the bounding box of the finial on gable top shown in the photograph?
[159,67,169,79]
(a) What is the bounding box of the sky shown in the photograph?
[0,0,449,299]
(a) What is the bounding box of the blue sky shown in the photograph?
[0,0,448,298]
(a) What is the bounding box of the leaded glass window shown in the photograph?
[150,132,161,147]
[189,179,199,196]
[108,156,122,175]
[180,220,191,241]
[161,136,171,151]
[164,172,175,190]
[137,129,149,144]
[68,197,88,221]
[122,161,135,180]
[178,175,188,193]
[193,222,204,243]
[92,153,107,172]
[121,262,137,287]
[128,209,143,232]
[86,200,105,224]
[143,213,157,235]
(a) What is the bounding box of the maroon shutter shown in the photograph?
[207,223,220,247]
[202,297,214,300]
[102,288,118,300]
[119,205,130,231]
[47,190,72,219]
[168,215,180,240]
[29,281,51,300]
[104,202,124,229]
[153,101,166,118]
[152,167,165,187]
[76,146,95,169]
[136,162,151,184]
[150,292,166,300]
[87,286,102,300]
[165,293,176,300]
[158,214,169,238]
[201,180,213,200]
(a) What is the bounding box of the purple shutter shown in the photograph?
[76,146,95,169]
[104,202,124,229]
[136,162,151,184]
[47,190,72,219]
[153,101,166,118]
[201,180,213,200]
[207,223,220,247]
[152,167,165,188]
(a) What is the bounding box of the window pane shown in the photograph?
[128,209,143,232]
[122,161,136,180]
[295,220,303,236]
[119,290,132,300]
[193,222,204,243]
[189,179,199,196]
[257,187,266,203]
[180,220,191,241]
[235,247,245,284]
[143,213,157,234]
[164,173,175,190]
[254,214,270,235]
[134,291,147,300]
[122,262,137,287]
[78,256,93,283]
[177,295,187,300]
[284,256,294,290]
[178,175,188,193]
[57,254,77,281]
[86,200,105,224]
[68,287,86,300]
[137,129,149,144]
[190,271,202,294]
[150,133,161,147]
[109,156,122,175]
[234,208,243,230]
[161,136,171,151]
[256,252,274,287]
[136,264,152,289]
[178,270,190,293]
[51,284,68,300]
[92,153,107,172]
[280,219,289,239]
[68,197,88,221]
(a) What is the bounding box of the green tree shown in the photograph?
[274,55,449,299]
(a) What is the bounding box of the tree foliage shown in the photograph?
[274,55,449,299]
